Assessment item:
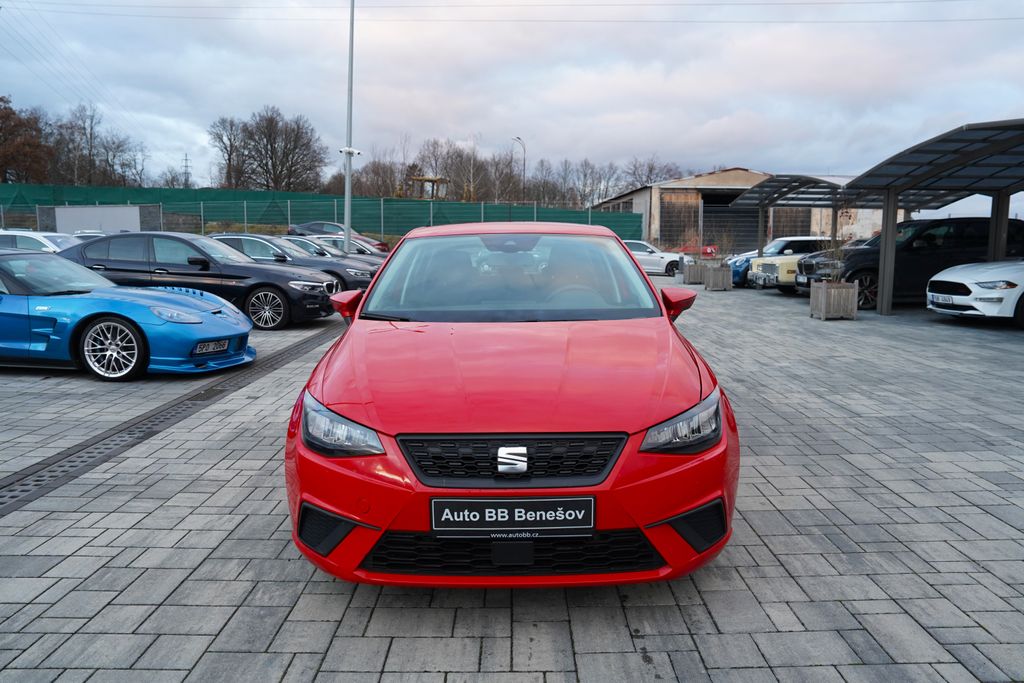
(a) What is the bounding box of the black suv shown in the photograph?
[59,232,338,330]
[209,233,377,291]
[796,217,1024,308]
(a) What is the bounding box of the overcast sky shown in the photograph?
[1,0,1022,215]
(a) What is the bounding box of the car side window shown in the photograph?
[625,242,646,253]
[15,235,46,251]
[957,222,988,249]
[238,238,278,259]
[83,239,109,259]
[153,237,203,265]
[108,236,148,261]
[0,236,13,248]
[912,224,953,249]
[0,273,9,294]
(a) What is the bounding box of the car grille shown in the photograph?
[798,261,816,275]
[931,302,978,312]
[396,434,626,488]
[928,280,971,296]
[323,281,339,295]
[361,530,665,576]
[759,263,778,275]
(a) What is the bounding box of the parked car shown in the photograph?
[0,230,84,253]
[209,233,377,290]
[927,259,1024,327]
[73,230,108,241]
[796,218,1024,309]
[58,232,338,330]
[284,222,739,586]
[747,238,832,293]
[623,240,694,277]
[281,235,387,265]
[726,236,828,287]
[0,249,254,380]
[288,221,390,251]
[288,234,388,262]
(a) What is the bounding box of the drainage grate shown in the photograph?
[0,322,345,516]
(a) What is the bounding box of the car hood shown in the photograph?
[219,260,334,282]
[933,259,1024,282]
[311,317,705,435]
[85,286,230,312]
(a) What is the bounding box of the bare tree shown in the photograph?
[241,106,328,192]
[623,154,683,189]
[0,97,50,183]
[208,116,247,188]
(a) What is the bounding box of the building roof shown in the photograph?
[730,174,854,209]
[596,168,772,206]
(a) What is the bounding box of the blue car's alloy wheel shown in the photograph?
[80,317,147,381]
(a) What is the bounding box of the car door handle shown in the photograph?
[91,264,106,271]
[153,268,169,274]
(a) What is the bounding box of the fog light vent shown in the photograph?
[664,499,726,553]
[298,503,356,556]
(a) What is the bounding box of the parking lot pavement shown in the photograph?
[0,318,341,476]
[0,286,1022,682]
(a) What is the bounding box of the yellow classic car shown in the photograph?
[747,237,831,292]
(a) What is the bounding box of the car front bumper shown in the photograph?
[926,289,1019,319]
[284,392,741,587]
[289,290,336,322]
[144,317,256,374]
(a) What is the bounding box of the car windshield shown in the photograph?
[270,238,314,258]
[0,253,113,295]
[193,236,254,263]
[862,221,928,248]
[361,233,660,323]
[762,239,789,255]
[46,234,82,250]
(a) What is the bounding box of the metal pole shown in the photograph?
[588,207,592,225]
[481,202,485,222]
[287,199,292,227]
[244,201,248,233]
[756,207,766,257]
[830,204,839,246]
[877,188,899,315]
[987,192,1010,261]
[334,198,338,223]
[159,203,164,231]
[380,197,385,241]
[513,136,526,203]
[429,200,434,226]
[342,0,356,253]
[0,203,4,228]
[533,201,537,221]
[200,201,205,235]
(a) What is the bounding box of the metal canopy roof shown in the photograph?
[847,119,1024,198]
[730,174,851,208]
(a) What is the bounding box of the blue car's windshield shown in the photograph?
[361,233,660,322]
[0,253,113,295]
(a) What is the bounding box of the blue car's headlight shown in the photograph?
[302,391,385,457]
[150,306,202,324]
[640,388,722,454]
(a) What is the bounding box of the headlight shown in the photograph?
[150,306,202,324]
[301,391,384,457]
[976,280,1017,290]
[345,268,372,278]
[289,280,326,292]
[640,388,722,454]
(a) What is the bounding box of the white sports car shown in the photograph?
[623,240,695,277]
[927,259,1023,327]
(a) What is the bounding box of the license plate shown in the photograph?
[796,275,807,284]
[431,497,594,538]
[931,294,953,304]
[195,340,229,355]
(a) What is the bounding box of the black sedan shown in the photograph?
[59,232,338,330]
[209,233,377,290]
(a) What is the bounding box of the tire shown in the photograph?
[848,270,879,310]
[1014,294,1024,329]
[78,316,148,381]
[246,286,290,330]
[665,261,679,277]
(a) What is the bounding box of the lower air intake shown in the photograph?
[298,503,356,556]
[663,499,727,553]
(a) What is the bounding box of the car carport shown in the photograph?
[847,119,1024,314]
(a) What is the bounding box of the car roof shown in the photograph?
[774,236,828,241]
[406,222,618,239]
[0,247,50,256]
[0,230,65,237]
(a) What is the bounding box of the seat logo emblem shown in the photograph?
[497,446,528,474]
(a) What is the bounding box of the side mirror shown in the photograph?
[316,249,329,257]
[187,256,210,270]
[783,249,794,255]
[661,287,698,321]
[273,252,287,262]
[330,290,363,320]
[646,248,656,254]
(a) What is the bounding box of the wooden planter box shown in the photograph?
[704,266,733,291]
[810,281,858,320]
[683,263,705,285]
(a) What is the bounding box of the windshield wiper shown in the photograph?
[360,313,413,322]
[44,290,92,296]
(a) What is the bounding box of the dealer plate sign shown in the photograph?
[431,497,595,538]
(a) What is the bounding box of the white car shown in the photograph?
[623,240,694,277]
[927,259,1023,327]
[0,230,84,253]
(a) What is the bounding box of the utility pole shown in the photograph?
[181,153,192,189]
[340,0,359,253]
[512,137,526,204]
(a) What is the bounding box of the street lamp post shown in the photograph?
[512,136,526,204]
[342,0,357,254]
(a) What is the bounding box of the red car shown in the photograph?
[284,222,739,587]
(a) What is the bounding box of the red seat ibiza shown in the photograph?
[285,222,739,587]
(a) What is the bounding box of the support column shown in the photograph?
[987,192,1011,261]
[877,188,899,315]
[830,205,839,246]
[757,207,766,257]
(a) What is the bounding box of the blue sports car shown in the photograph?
[0,249,255,380]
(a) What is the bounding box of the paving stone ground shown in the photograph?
[0,318,339,475]
[0,282,1022,682]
